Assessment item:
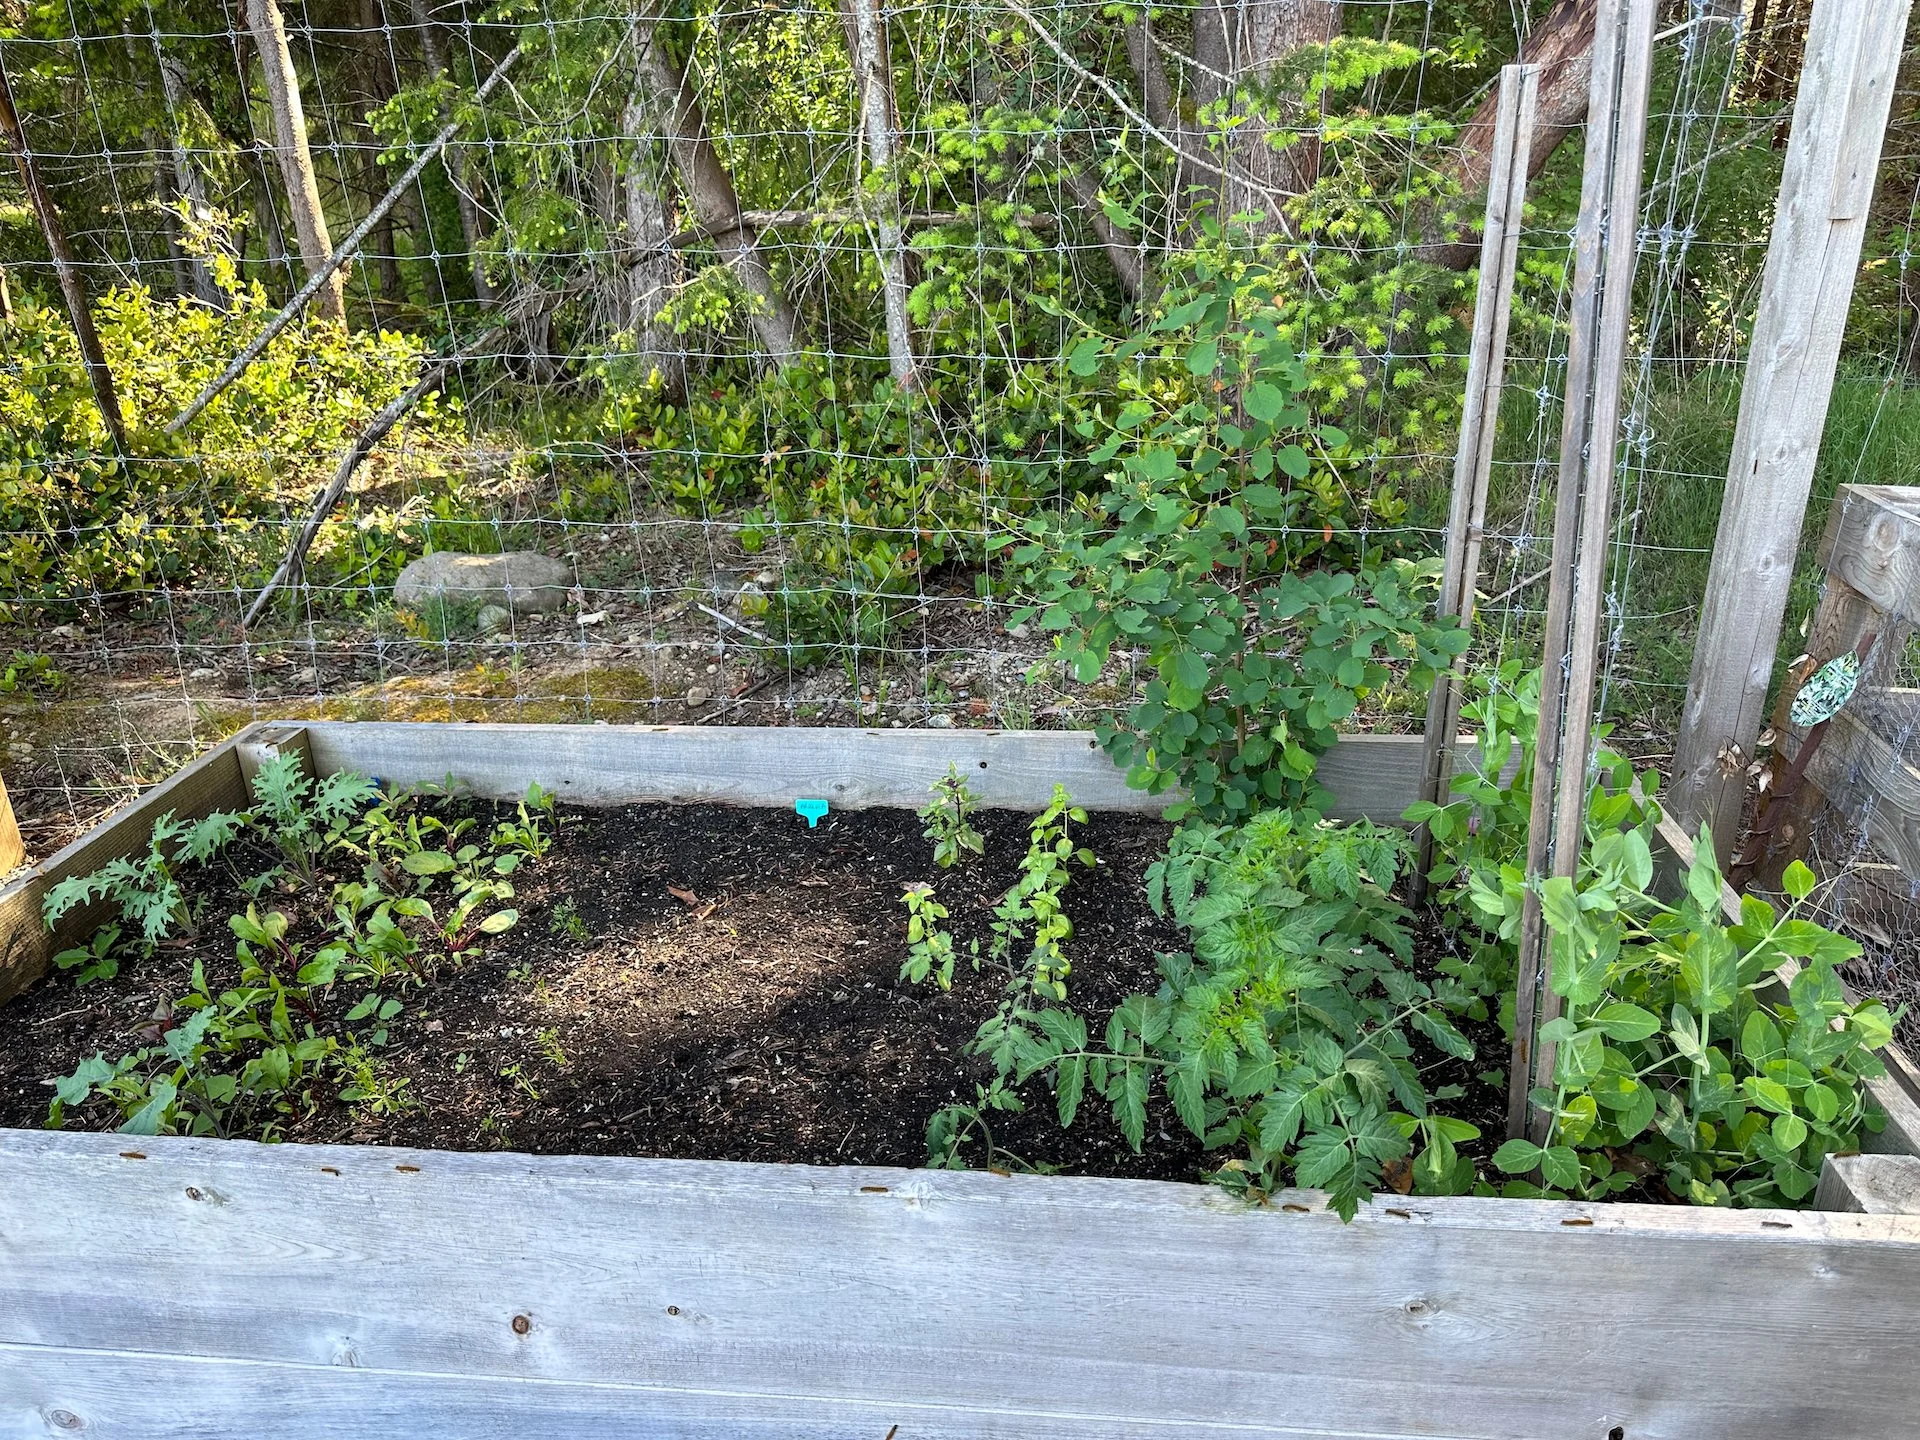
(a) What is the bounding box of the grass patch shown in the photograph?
[1409,365,1920,731]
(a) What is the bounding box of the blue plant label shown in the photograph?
[796,799,829,828]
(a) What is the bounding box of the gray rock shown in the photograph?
[685,685,711,708]
[926,713,954,728]
[394,551,572,616]
[475,604,512,634]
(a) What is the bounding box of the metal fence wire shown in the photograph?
[0,0,1917,874]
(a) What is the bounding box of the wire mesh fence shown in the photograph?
[0,0,1917,873]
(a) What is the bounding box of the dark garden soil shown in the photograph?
[0,803,1213,1177]
[0,798,1514,1188]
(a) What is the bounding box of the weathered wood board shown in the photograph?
[5,1128,1920,1440]
[301,721,1509,821]
[0,724,1510,1013]
[0,732,252,1007]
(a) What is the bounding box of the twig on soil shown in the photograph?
[32,1006,93,1028]
[695,602,771,643]
[690,673,778,725]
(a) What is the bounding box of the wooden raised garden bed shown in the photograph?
[3,721,1920,1439]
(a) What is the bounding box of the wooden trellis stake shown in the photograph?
[1668,0,1913,864]
[1411,61,1540,904]
[1508,0,1657,1144]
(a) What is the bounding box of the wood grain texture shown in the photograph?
[1416,61,1538,895]
[1668,0,1914,860]
[1816,485,1920,621]
[3,1129,1920,1440]
[1801,709,1920,879]
[302,723,1504,822]
[0,728,255,1006]
[1817,1153,1920,1214]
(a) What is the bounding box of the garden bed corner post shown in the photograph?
[0,771,22,878]
[1667,0,1913,866]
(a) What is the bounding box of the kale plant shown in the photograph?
[249,752,379,884]
[42,808,246,951]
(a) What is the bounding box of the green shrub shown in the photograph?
[0,273,457,605]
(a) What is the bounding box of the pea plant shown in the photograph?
[1471,797,1896,1207]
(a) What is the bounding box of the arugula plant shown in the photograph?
[1003,254,1467,822]
[920,766,985,868]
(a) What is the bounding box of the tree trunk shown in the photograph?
[412,0,495,306]
[1190,0,1344,229]
[621,90,687,402]
[153,146,195,298]
[1122,17,1210,223]
[1062,168,1144,299]
[245,0,347,324]
[640,33,804,367]
[1446,0,1597,199]
[1419,0,1600,268]
[0,65,128,451]
[357,0,405,303]
[839,0,916,388]
[158,54,228,308]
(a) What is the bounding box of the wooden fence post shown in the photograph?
[1508,0,1657,1143]
[1412,62,1539,903]
[1668,0,1913,865]
[0,771,23,878]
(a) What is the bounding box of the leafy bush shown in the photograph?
[0,275,456,604]
[1008,251,1466,820]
